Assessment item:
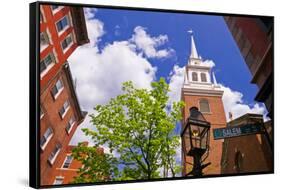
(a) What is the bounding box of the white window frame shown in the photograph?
[40,31,50,52]
[52,79,64,100]
[51,5,64,15]
[55,14,70,36]
[59,100,70,119]
[40,52,56,78]
[61,154,73,169]
[40,106,45,119]
[65,116,76,134]
[40,127,53,151]
[61,33,74,53]
[53,176,64,185]
[48,144,61,165]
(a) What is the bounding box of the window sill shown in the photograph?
[66,122,76,134]
[48,149,61,166]
[62,42,74,54]
[60,106,70,119]
[40,63,55,79]
[53,87,64,100]
[40,134,53,151]
[52,6,64,15]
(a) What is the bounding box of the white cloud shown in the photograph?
[83,8,104,47]
[221,86,268,121]
[167,65,185,105]
[131,26,174,58]
[69,11,167,145]
[203,59,215,67]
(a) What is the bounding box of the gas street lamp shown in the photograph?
[181,107,211,177]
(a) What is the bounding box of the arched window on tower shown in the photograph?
[192,72,198,81]
[199,99,210,113]
[201,73,207,82]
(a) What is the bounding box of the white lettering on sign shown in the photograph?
[222,127,242,137]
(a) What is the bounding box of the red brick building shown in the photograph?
[40,5,89,185]
[181,33,227,175]
[51,142,106,185]
[51,142,87,185]
[221,114,273,174]
[224,16,273,120]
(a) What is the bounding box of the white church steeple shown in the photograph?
[183,30,222,92]
[189,30,199,59]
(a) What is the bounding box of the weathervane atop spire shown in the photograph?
[187,29,199,59]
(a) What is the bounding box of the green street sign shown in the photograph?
[213,124,264,140]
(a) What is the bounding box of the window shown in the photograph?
[199,99,210,113]
[201,73,207,82]
[40,107,44,119]
[62,155,73,168]
[66,116,76,133]
[53,177,64,185]
[59,100,70,118]
[40,127,53,150]
[234,151,243,173]
[40,10,43,22]
[48,143,62,165]
[51,5,60,10]
[192,72,198,81]
[61,34,73,51]
[40,53,55,75]
[51,79,64,99]
[241,38,251,58]
[56,16,69,33]
[40,31,49,51]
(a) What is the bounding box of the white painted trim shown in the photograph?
[40,133,53,151]
[61,33,74,53]
[66,121,76,134]
[61,154,73,168]
[40,62,55,79]
[60,106,70,119]
[48,148,61,165]
[55,13,72,37]
[51,6,64,15]
[53,176,64,185]
[57,168,79,171]
[40,6,46,23]
[53,87,64,100]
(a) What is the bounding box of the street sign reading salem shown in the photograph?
[213,124,264,140]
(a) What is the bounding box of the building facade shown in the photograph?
[50,142,88,185]
[224,16,273,119]
[181,33,227,176]
[40,5,89,186]
[221,114,273,174]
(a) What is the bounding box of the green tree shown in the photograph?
[83,78,184,180]
[71,142,118,183]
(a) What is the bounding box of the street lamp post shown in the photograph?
[181,107,211,177]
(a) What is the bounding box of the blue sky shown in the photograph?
[94,8,257,104]
[69,7,267,153]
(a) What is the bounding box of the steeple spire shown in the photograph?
[188,30,199,59]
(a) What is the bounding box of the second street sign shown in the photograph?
[213,124,264,140]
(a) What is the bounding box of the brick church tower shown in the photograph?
[181,32,227,175]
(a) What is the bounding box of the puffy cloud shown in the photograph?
[221,86,268,121]
[131,26,174,58]
[167,65,185,105]
[83,8,104,46]
[202,59,215,67]
[69,10,174,145]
